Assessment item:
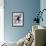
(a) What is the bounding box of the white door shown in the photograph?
[0,0,4,42]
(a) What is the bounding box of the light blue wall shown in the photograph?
[40,0,46,27]
[4,0,40,42]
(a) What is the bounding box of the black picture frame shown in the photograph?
[12,12,24,27]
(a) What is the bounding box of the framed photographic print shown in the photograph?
[12,12,24,27]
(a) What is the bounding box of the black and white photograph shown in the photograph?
[12,12,24,27]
